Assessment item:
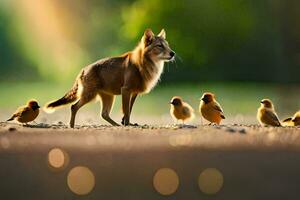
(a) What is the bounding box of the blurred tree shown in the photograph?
[122,0,293,83]
[0,0,299,83]
[274,0,300,82]
[0,8,39,81]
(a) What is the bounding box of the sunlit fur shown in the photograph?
[7,99,40,124]
[170,96,194,124]
[46,28,175,127]
[130,29,173,93]
[292,111,300,126]
[282,111,300,127]
[199,92,225,125]
[257,99,281,126]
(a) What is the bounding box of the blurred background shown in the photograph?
[0,0,299,124]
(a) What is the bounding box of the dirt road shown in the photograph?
[0,122,299,200]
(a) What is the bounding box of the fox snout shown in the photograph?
[169,51,176,59]
[163,49,175,61]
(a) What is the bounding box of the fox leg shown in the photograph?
[99,92,119,126]
[70,92,95,128]
[129,93,137,114]
[121,87,132,126]
[122,93,138,125]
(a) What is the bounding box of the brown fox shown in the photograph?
[46,28,175,128]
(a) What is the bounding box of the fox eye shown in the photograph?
[156,44,164,48]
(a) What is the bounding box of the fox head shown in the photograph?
[140,28,175,62]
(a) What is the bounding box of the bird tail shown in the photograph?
[6,116,14,121]
[282,117,292,122]
[44,79,80,113]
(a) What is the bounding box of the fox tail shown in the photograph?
[44,80,80,113]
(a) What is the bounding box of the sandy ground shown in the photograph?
[0,113,300,199]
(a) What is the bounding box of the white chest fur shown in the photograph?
[144,61,164,93]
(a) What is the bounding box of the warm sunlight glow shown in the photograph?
[12,0,87,81]
[67,166,95,195]
[153,168,179,196]
[198,168,224,195]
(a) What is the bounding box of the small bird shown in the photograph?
[257,99,281,126]
[282,111,300,127]
[199,92,225,125]
[7,100,40,124]
[170,96,194,124]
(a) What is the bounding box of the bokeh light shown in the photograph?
[153,168,179,196]
[198,168,224,195]
[169,134,192,147]
[48,148,69,169]
[67,166,95,195]
[0,137,10,149]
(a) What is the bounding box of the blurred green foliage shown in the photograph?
[0,0,300,83]
[1,82,299,118]
[0,8,39,81]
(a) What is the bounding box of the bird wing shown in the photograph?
[182,106,190,116]
[15,106,31,117]
[213,102,225,119]
[213,102,224,113]
[8,106,29,121]
[265,110,281,126]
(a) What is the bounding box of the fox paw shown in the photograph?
[121,117,138,126]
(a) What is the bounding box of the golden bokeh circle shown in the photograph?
[153,168,179,196]
[67,166,95,195]
[198,168,224,195]
[48,148,68,169]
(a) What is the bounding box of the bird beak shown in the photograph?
[292,119,296,122]
[169,102,173,105]
[260,101,263,104]
[37,105,40,108]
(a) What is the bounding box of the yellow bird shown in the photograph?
[170,96,194,124]
[199,92,225,125]
[7,100,40,124]
[257,99,281,126]
[282,111,300,127]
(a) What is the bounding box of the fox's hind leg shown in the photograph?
[99,92,119,126]
[70,90,96,128]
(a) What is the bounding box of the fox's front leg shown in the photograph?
[122,93,138,125]
[121,87,131,126]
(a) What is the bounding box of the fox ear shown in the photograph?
[142,28,154,46]
[158,29,166,39]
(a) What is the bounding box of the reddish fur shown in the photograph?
[46,29,174,127]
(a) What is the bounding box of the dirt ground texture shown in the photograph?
[0,112,300,200]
